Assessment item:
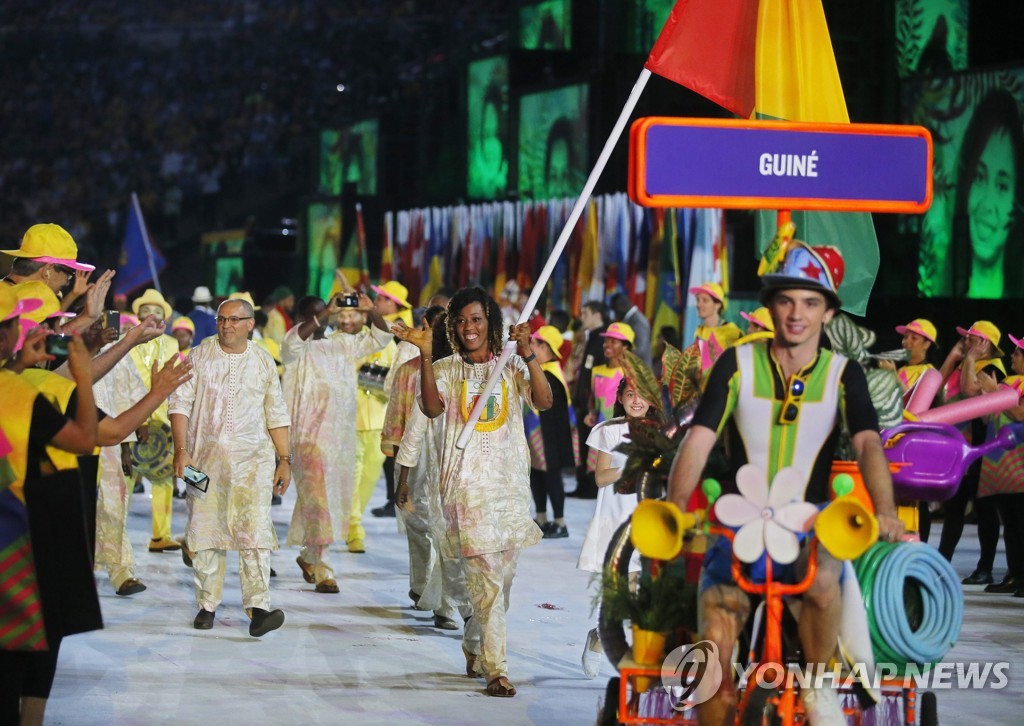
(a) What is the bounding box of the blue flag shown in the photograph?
[114,193,166,296]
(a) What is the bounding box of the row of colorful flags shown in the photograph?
[334,193,728,335]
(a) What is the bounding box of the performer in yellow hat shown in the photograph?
[937,320,1007,585]
[129,289,183,552]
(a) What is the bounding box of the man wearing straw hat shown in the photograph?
[129,289,183,552]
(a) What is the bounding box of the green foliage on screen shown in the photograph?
[905,69,1024,298]
[307,202,342,298]
[518,84,588,200]
[623,0,674,54]
[467,56,509,199]
[317,120,379,196]
[214,258,244,298]
[519,0,572,50]
[895,0,968,78]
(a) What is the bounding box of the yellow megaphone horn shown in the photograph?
[814,495,879,561]
[630,500,698,561]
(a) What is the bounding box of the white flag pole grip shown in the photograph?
[455,69,652,450]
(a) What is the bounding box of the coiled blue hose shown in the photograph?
[854,542,963,673]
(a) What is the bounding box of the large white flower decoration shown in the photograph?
[713,465,820,565]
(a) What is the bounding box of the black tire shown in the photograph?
[739,684,778,726]
[919,690,938,726]
[598,520,635,667]
[599,677,621,726]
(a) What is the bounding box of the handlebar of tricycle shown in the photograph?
[708,525,820,598]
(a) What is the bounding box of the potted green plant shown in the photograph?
[598,566,697,664]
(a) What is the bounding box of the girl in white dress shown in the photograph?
[576,377,657,677]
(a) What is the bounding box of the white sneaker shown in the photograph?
[581,628,603,679]
[800,685,847,725]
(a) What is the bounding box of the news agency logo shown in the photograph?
[660,641,723,709]
[659,645,1010,710]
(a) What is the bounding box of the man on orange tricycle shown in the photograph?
[668,239,905,725]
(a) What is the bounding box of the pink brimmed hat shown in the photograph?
[600,321,636,345]
[689,282,726,308]
[895,319,937,345]
[740,307,774,332]
[2,223,95,271]
[371,280,412,309]
[0,285,43,323]
[13,281,75,324]
[1007,333,1023,352]
[955,320,1004,357]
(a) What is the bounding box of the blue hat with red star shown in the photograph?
[759,240,844,308]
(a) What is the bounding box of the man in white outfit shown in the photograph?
[282,293,392,592]
[170,298,292,637]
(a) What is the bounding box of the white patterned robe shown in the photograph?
[93,352,149,573]
[168,338,290,551]
[282,325,392,547]
[424,355,543,558]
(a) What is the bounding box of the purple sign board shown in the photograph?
[629,118,933,213]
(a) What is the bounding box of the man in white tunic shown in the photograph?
[169,298,292,637]
[282,293,392,592]
[93,351,149,594]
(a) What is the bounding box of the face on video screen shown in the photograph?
[467,56,509,199]
[517,84,588,201]
[905,68,1024,299]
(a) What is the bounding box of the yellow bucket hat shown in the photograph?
[740,306,774,332]
[600,322,636,345]
[689,281,726,309]
[2,223,96,271]
[0,284,43,323]
[531,325,565,359]
[227,291,262,311]
[895,319,937,345]
[132,288,173,321]
[13,281,74,324]
[955,320,1003,357]
[371,280,412,309]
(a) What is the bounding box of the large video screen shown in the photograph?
[467,56,510,199]
[895,0,968,78]
[906,69,1024,298]
[317,119,379,196]
[307,201,342,299]
[519,0,572,50]
[517,83,588,200]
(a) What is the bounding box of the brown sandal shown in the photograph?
[462,645,484,678]
[296,556,316,584]
[485,677,517,697]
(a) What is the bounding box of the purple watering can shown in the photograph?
[881,422,1024,501]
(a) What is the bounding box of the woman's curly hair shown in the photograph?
[445,286,504,357]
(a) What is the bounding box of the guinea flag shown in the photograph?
[645,0,879,315]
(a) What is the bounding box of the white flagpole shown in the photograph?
[456,68,653,449]
[132,192,162,294]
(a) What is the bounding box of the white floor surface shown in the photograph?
[44,480,1024,725]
